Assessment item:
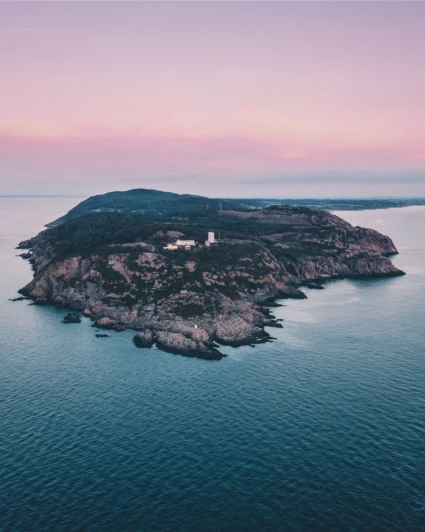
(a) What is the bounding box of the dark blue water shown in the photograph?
[1,198,425,531]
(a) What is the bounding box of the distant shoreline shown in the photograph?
[2,195,425,214]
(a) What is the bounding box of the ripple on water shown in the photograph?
[1,200,425,531]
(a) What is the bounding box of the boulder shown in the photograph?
[62,312,81,324]
[214,316,271,347]
[155,331,224,360]
[133,330,155,348]
[92,316,126,331]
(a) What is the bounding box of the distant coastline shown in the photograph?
[3,194,425,212]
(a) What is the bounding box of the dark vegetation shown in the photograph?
[33,207,343,262]
[49,188,252,226]
[175,303,205,318]
[31,189,420,264]
[48,188,425,227]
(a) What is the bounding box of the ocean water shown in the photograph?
[1,198,425,532]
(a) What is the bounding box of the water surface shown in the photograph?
[1,199,425,531]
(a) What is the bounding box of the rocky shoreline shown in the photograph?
[16,200,405,360]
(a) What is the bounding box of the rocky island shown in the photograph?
[17,189,404,360]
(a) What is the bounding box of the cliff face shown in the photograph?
[18,204,404,359]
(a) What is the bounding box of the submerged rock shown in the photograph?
[305,282,325,290]
[18,252,32,259]
[31,298,48,306]
[62,312,81,324]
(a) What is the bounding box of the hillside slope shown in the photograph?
[48,188,425,227]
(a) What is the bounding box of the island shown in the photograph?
[17,189,405,360]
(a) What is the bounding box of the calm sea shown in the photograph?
[1,198,425,531]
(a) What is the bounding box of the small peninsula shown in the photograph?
[17,189,404,360]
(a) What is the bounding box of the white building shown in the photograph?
[175,239,196,247]
[205,231,215,246]
[163,243,178,250]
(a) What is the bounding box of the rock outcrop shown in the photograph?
[133,330,155,349]
[62,312,81,324]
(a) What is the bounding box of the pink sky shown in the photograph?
[0,1,424,197]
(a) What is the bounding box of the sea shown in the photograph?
[1,197,425,531]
